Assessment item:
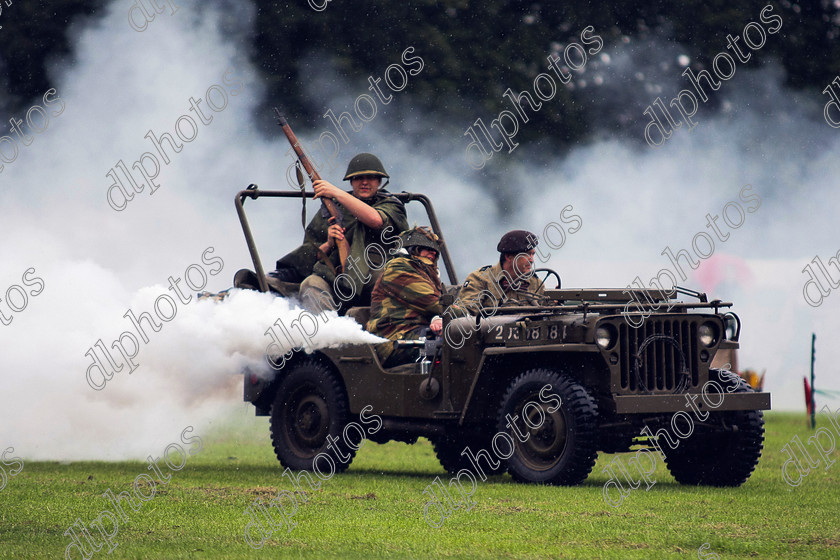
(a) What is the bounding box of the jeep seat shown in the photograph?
[233,268,299,298]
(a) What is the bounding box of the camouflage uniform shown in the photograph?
[366,254,444,366]
[277,189,408,308]
[452,262,544,316]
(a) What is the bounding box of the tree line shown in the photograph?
[0,0,836,152]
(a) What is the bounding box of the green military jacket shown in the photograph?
[277,189,408,289]
[452,262,544,316]
[366,255,444,341]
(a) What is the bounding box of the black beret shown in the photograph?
[497,230,537,253]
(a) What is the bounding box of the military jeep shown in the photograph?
[236,187,771,486]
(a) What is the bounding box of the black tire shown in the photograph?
[431,432,507,476]
[496,369,599,485]
[269,359,355,472]
[663,369,765,486]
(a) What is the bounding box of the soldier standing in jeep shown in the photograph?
[454,230,545,316]
[366,227,445,367]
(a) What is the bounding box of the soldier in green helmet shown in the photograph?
[273,153,409,314]
[367,227,446,367]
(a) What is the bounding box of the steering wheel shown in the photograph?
[534,268,561,289]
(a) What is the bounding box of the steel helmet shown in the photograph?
[343,153,389,180]
[401,227,442,253]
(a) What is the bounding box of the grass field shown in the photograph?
[2,411,838,559]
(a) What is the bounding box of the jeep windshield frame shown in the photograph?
[477,287,733,321]
[235,187,458,293]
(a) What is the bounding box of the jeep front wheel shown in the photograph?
[269,359,355,472]
[496,369,599,485]
[663,369,764,486]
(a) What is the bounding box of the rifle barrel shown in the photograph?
[274,108,350,272]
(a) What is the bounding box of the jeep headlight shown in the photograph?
[595,326,616,350]
[723,312,740,341]
[725,321,736,341]
[699,322,718,347]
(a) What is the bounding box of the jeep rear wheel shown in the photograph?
[269,360,355,472]
[663,370,765,486]
[496,369,599,485]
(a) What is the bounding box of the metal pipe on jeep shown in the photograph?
[396,192,458,285]
[235,185,268,293]
[234,187,459,289]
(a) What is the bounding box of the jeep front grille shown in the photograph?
[616,319,700,394]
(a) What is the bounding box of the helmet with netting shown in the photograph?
[401,227,442,253]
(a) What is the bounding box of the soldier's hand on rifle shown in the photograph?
[326,223,345,246]
[318,219,345,254]
[430,316,443,334]
[313,179,343,202]
[315,178,383,229]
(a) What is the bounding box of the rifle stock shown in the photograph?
[275,108,350,272]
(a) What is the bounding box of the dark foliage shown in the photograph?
[1,0,837,148]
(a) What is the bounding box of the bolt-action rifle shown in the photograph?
[275,108,350,273]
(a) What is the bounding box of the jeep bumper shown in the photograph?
[612,392,771,414]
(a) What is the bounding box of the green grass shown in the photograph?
[1,412,838,559]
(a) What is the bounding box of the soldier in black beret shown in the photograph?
[452,229,545,316]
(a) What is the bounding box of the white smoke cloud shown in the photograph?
[0,1,383,461]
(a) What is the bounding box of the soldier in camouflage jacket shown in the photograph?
[367,227,444,367]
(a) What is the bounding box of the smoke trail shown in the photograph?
[0,1,382,460]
